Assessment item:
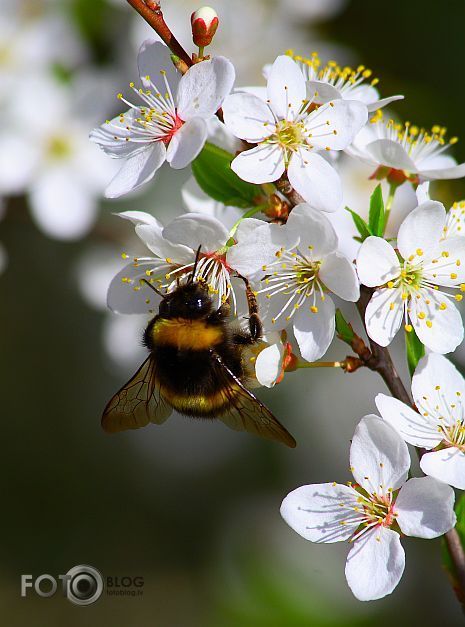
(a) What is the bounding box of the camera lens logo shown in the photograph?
[65,565,103,606]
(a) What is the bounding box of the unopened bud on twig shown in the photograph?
[191,7,219,48]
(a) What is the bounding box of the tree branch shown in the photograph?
[275,174,305,208]
[125,0,192,67]
[355,286,411,405]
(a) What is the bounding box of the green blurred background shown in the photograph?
[2,0,465,625]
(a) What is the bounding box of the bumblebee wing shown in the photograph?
[102,356,172,433]
[212,353,296,448]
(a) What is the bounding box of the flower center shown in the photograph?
[340,483,398,543]
[441,420,465,452]
[259,249,325,323]
[48,135,72,159]
[271,120,305,153]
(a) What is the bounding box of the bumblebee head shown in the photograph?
[159,282,213,319]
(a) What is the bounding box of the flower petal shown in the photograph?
[375,393,442,449]
[107,261,162,314]
[137,39,180,90]
[425,236,465,286]
[222,92,275,142]
[396,476,456,538]
[397,200,445,260]
[105,143,166,198]
[420,449,465,490]
[306,80,341,104]
[117,210,162,227]
[231,143,285,184]
[255,342,284,387]
[345,527,405,601]
[421,161,465,180]
[306,100,368,151]
[412,353,465,413]
[356,236,400,287]
[350,415,410,492]
[409,290,463,354]
[267,55,306,120]
[166,117,208,169]
[319,252,360,301]
[366,95,404,113]
[135,224,193,264]
[364,287,403,346]
[162,212,229,251]
[286,203,338,258]
[293,295,335,362]
[89,110,143,158]
[365,138,417,171]
[227,221,297,278]
[177,56,235,120]
[288,150,343,213]
[280,483,359,543]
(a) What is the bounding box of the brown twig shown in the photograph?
[355,285,465,614]
[355,286,411,405]
[125,0,192,68]
[275,174,305,208]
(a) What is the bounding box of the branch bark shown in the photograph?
[126,0,192,67]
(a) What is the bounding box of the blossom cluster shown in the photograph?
[87,31,465,604]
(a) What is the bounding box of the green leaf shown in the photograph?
[191,142,263,208]
[442,492,465,585]
[335,309,355,344]
[345,207,372,242]
[368,184,385,236]
[405,327,425,377]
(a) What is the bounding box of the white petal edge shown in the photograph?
[396,476,456,539]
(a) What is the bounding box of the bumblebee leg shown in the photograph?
[235,274,262,343]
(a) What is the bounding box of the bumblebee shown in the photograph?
[102,257,296,448]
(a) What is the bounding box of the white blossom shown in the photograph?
[288,51,403,113]
[376,353,465,489]
[90,40,235,198]
[229,203,360,362]
[281,416,456,601]
[107,210,249,315]
[356,200,465,353]
[222,55,367,213]
[0,73,114,240]
[347,113,465,182]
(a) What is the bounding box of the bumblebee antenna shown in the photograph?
[141,279,164,297]
[188,245,202,284]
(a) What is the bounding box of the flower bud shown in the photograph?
[191,7,219,48]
